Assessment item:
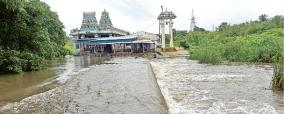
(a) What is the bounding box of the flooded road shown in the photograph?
[0,57,168,114]
[151,58,284,114]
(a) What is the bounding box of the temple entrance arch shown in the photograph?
[158,6,177,48]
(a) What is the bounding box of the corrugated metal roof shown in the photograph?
[95,35,137,41]
[132,40,154,43]
[76,35,156,45]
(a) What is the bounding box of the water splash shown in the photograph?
[151,58,283,114]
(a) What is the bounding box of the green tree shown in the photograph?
[193,26,206,31]
[218,22,229,31]
[0,0,69,73]
[259,14,268,22]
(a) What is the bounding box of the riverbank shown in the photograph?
[150,57,284,114]
[0,57,168,113]
[0,56,108,107]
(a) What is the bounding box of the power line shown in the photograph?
[140,20,158,32]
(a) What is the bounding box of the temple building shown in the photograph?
[70,10,128,38]
[70,10,156,55]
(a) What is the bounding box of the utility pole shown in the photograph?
[212,24,216,31]
[161,19,166,48]
[159,6,163,41]
[189,9,196,32]
[169,19,174,47]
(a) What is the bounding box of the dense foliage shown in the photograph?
[0,0,69,73]
[175,15,283,63]
[175,15,283,89]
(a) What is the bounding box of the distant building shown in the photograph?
[135,31,159,41]
[70,10,156,55]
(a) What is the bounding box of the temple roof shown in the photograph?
[99,9,113,29]
[80,11,98,31]
[158,10,176,20]
[71,10,128,37]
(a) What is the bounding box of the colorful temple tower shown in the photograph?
[99,10,113,29]
[70,10,128,39]
[80,11,98,31]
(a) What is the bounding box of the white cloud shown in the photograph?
[41,0,284,34]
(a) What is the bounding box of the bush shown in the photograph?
[179,40,189,49]
[0,49,22,73]
[185,28,283,65]
[191,39,225,64]
[0,49,43,74]
[20,52,42,71]
[272,58,283,90]
[64,41,74,55]
[224,29,283,63]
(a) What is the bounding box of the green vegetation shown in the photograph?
[175,15,283,89]
[0,0,70,74]
[175,15,283,64]
[272,59,283,90]
[64,40,74,55]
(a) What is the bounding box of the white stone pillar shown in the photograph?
[169,19,174,48]
[160,19,166,48]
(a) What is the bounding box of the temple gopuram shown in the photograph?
[70,10,128,38]
[70,10,156,55]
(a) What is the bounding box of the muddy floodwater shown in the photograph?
[1,54,283,114]
[0,57,167,114]
[0,56,108,107]
[151,58,284,114]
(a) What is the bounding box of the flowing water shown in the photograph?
[0,57,167,113]
[1,54,283,114]
[0,56,109,107]
[151,58,284,114]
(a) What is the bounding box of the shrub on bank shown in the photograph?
[190,41,224,65]
[183,28,283,65]
[179,40,189,49]
[0,49,22,73]
[272,62,283,90]
[224,29,283,63]
[0,49,43,73]
[20,52,42,71]
[64,41,74,55]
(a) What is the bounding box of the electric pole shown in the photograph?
[189,9,196,32]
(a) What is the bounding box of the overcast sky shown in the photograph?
[41,0,284,34]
